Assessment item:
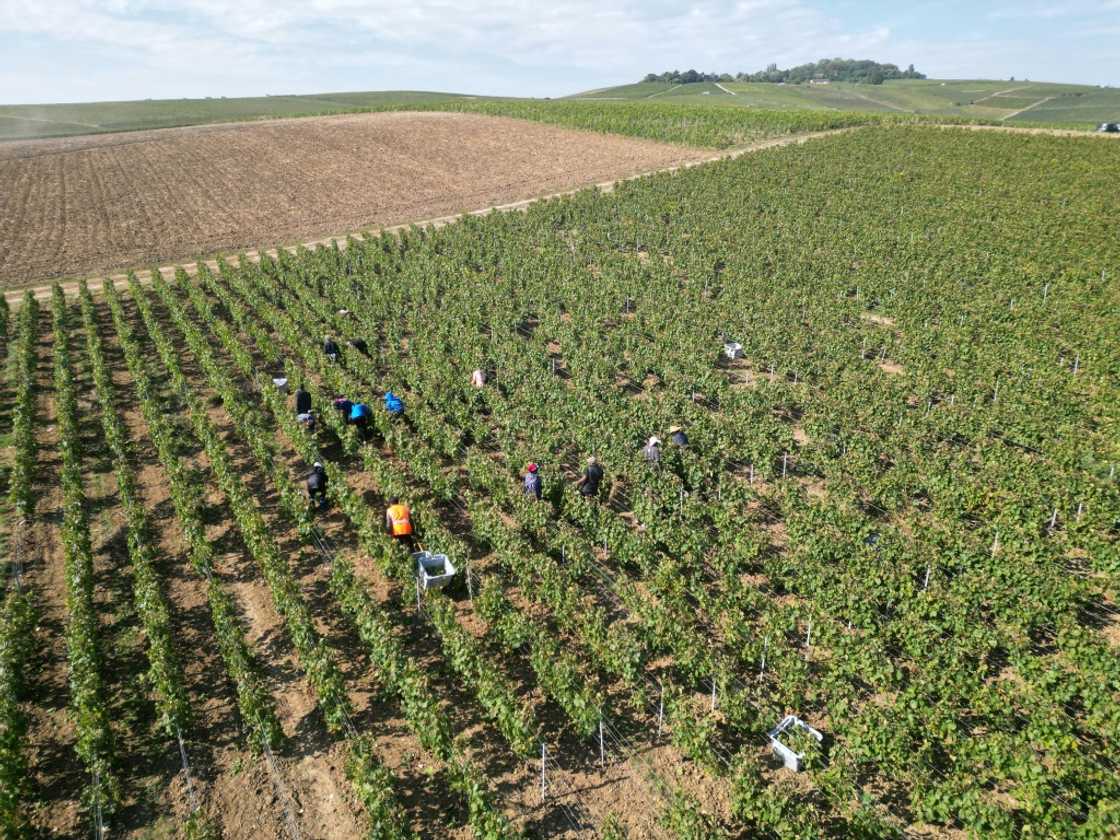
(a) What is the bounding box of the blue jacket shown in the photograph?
[350,403,372,422]
[523,472,542,499]
[384,392,404,415]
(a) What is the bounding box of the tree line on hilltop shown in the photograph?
[642,59,926,86]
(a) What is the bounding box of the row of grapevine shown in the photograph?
[51,286,119,817]
[247,244,871,833]
[125,275,416,838]
[75,285,192,735]
[160,265,523,836]
[8,294,37,520]
[229,254,612,732]
[0,584,35,834]
[211,249,760,831]
[99,279,284,751]
[188,261,554,755]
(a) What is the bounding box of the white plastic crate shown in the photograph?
[723,341,744,360]
[768,715,823,772]
[414,551,456,591]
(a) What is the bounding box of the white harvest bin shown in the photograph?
[768,715,823,772]
[723,341,744,360]
[414,551,456,591]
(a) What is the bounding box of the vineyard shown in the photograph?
[1,124,1118,839]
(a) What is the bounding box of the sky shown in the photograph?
[0,0,1116,104]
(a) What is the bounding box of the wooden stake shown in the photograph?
[923,564,931,590]
[598,720,605,766]
[782,453,788,478]
[710,679,717,712]
[1048,509,1058,532]
[657,684,664,737]
[540,744,547,803]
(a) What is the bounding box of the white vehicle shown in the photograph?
[1097,123,1119,133]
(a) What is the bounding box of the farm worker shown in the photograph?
[349,402,373,426]
[348,338,370,357]
[523,463,542,500]
[470,368,486,388]
[576,456,604,498]
[384,391,404,417]
[385,497,414,543]
[295,383,312,415]
[297,410,316,432]
[333,396,353,420]
[323,336,341,363]
[306,462,328,510]
[642,436,662,465]
[669,426,689,448]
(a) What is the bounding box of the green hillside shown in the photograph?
[569,78,1120,127]
[0,90,476,141]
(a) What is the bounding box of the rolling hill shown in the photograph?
[567,78,1120,126]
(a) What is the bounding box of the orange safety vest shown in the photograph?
[387,504,413,536]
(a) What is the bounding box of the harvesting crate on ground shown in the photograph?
[768,715,823,771]
[723,341,743,360]
[414,551,456,591]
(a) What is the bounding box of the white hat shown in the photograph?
[648,436,661,446]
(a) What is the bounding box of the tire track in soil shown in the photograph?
[20,305,83,838]
[91,297,289,838]
[133,291,374,840]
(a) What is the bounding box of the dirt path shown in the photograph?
[851,91,908,112]
[1001,96,1057,121]
[972,85,1027,104]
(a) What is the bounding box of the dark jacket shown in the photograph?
[580,463,604,497]
[323,338,341,357]
[523,472,542,500]
[307,467,327,494]
[295,388,312,415]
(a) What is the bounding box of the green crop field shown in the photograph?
[4,78,1116,145]
[0,90,476,141]
[3,121,1117,838]
[571,78,1120,127]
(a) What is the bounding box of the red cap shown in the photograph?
[527,463,538,473]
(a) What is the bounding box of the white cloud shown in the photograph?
[0,0,897,100]
[0,0,1114,102]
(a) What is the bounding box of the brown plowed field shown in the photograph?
[0,111,709,287]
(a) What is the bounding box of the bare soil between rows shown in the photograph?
[0,111,711,288]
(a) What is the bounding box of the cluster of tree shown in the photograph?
[643,59,925,86]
